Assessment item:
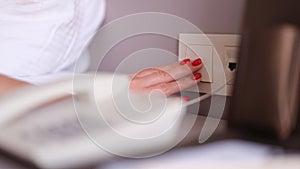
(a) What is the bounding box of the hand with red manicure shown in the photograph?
[129,58,202,96]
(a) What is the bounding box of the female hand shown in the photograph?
[129,58,203,96]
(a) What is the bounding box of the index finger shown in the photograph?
[158,58,203,80]
[132,58,202,88]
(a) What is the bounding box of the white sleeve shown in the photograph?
[0,0,106,84]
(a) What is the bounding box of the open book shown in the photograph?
[0,73,187,169]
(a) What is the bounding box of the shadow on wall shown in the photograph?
[88,0,246,72]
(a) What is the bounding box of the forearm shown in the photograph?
[0,75,29,94]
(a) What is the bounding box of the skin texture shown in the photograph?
[0,59,202,96]
[0,75,29,94]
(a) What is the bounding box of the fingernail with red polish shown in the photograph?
[183,96,190,101]
[180,58,191,65]
[191,58,202,66]
[192,73,202,80]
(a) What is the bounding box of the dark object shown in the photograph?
[228,0,300,143]
[228,62,237,71]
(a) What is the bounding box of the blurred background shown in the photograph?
[89,0,246,71]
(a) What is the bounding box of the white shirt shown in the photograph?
[0,0,106,84]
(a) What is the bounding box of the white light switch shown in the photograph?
[179,33,241,96]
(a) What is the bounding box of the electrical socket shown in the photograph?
[179,34,241,96]
[225,46,239,85]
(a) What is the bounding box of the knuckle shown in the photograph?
[156,69,170,79]
[158,83,169,93]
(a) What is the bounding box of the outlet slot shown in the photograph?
[228,62,237,71]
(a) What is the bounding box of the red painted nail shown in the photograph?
[179,58,191,65]
[191,58,202,66]
[192,73,202,80]
[183,96,190,101]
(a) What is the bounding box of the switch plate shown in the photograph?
[179,34,241,96]
[185,45,213,83]
[225,47,239,85]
